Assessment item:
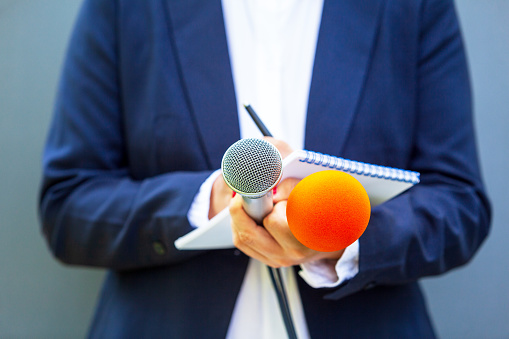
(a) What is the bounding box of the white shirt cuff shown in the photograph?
[187,170,222,229]
[298,240,359,288]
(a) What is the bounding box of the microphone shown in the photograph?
[221,138,283,224]
[286,170,371,252]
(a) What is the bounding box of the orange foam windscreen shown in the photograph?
[286,170,371,252]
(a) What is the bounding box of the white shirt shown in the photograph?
[187,1,360,338]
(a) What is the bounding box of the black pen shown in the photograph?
[242,105,297,339]
[243,103,273,137]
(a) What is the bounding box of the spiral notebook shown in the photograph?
[175,149,420,250]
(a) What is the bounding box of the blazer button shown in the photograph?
[152,241,167,255]
[363,282,376,290]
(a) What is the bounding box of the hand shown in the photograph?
[208,174,233,220]
[263,136,293,159]
[209,137,290,220]
[230,178,344,268]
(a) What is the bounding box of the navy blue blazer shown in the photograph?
[40,0,491,338]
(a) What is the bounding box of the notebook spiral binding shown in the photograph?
[300,150,420,184]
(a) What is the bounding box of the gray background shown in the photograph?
[1,1,507,338]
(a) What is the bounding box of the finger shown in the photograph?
[273,178,300,204]
[230,195,331,267]
[263,201,320,263]
[232,224,286,267]
[263,201,293,243]
[233,224,289,267]
[229,196,286,266]
[264,202,347,264]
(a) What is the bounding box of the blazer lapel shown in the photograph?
[164,0,239,168]
[163,0,387,164]
[305,0,386,156]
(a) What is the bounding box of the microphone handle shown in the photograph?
[242,190,299,339]
[242,191,274,224]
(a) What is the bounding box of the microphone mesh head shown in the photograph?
[222,138,283,195]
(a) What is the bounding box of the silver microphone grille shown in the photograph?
[222,138,283,196]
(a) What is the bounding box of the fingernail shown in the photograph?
[273,187,277,195]
[232,191,236,198]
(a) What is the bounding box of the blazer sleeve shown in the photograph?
[324,0,491,300]
[39,0,211,270]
